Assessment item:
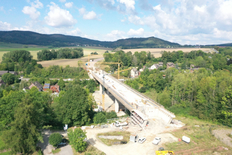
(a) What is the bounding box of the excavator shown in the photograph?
[155,147,175,155]
[155,151,175,155]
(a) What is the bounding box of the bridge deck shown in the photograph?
[92,70,175,124]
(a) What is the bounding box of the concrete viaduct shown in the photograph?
[91,70,175,125]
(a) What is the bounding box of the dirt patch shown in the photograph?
[212,129,232,147]
[97,131,130,146]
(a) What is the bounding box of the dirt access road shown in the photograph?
[85,118,180,155]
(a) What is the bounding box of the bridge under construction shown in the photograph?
[90,69,175,128]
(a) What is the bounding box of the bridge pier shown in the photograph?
[115,99,119,113]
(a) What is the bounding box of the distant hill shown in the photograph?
[0,30,180,48]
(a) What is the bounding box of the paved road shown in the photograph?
[38,130,73,155]
[58,145,73,155]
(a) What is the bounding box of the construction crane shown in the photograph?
[96,61,122,79]
[113,67,131,79]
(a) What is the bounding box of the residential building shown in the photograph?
[131,68,139,78]
[139,66,146,72]
[29,81,43,91]
[167,62,175,69]
[43,83,50,91]
[149,62,163,70]
[50,84,60,93]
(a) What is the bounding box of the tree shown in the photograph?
[68,128,87,152]
[58,78,65,90]
[54,85,92,126]
[93,112,107,124]
[2,73,16,85]
[2,93,43,154]
[49,133,62,147]
[2,50,32,63]
[220,86,232,126]
[106,111,117,119]
[139,87,147,93]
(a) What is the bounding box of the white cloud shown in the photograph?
[45,2,76,27]
[0,21,12,30]
[106,30,125,41]
[127,28,144,36]
[22,0,43,20]
[65,2,73,8]
[153,4,161,11]
[83,11,97,20]
[79,7,98,20]
[123,0,232,44]
[22,6,40,19]
[217,0,232,24]
[67,28,82,36]
[31,0,43,8]
[109,0,115,5]
[118,0,135,10]
[79,8,86,14]
[59,0,66,2]
[128,16,144,25]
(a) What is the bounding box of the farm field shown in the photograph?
[123,48,213,58]
[0,46,111,61]
[38,55,103,67]
[37,47,214,67]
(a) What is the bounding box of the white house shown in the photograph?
[131,68,139,78]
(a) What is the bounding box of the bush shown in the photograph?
[93,113,107,124]
[49,133,62,147]
[68,128,87,152]
[106,111,117,119]
[139,87,147,93]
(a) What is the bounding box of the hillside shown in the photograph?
[0,30,180,48]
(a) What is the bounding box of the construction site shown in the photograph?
[74,59,232,155]
[82,59,184,155]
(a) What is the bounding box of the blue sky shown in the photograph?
[0,0,232,45]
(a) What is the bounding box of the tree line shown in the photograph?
[37,48,84,61]
[125,47,232,127]
[0,50,42,75]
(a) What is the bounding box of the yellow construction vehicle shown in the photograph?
[155,151,175,155]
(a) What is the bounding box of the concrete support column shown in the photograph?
[100,84,105,94]
[106,89,109,95]
[115,99,119,113]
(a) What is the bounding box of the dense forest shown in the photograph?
[37,48,84,61]
[0,31,181,48]
[123,47,232,126]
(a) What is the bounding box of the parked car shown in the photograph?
[138,137,146,144]
[57,139,67,147]
[152,137,161,145]
[115,121,128,127]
